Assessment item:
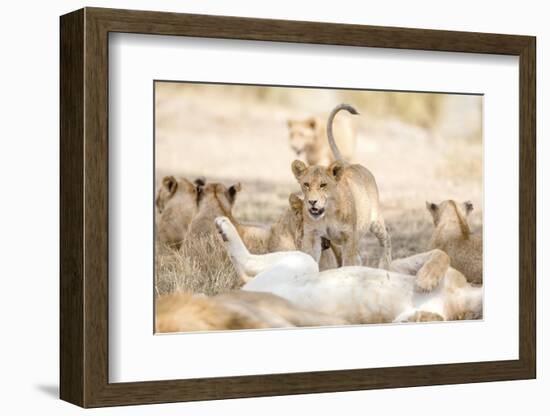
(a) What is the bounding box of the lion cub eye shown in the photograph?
[303,182,310,189]
[320,183,327,189]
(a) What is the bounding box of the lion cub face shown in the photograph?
[287,118,319,157]
[291,160,344,221]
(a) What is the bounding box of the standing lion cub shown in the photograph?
[426,200,483,284]
[291,104,392,268]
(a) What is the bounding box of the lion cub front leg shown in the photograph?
[341,233,362,266]
[301,229,323,264]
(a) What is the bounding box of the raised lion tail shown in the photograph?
[327,103,359,161]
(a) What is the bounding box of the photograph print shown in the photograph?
[154,81,483,333]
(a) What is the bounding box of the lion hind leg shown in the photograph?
[341,236,362,266]
[415,249,450,292]
[389,249,450,292]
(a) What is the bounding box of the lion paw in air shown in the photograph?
[214,216,232,242]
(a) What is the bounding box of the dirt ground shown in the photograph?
[154,82,483,296]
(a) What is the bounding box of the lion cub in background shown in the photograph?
[426,200,483,284]
[287,112,357,166]
[188,182,241,237]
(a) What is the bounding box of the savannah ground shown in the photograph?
[155,82,483,297]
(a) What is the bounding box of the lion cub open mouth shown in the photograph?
[308,207,325,220]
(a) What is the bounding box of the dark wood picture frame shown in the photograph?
[60,7,536,408]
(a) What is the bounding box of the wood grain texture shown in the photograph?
[518,38,536,376]
[59,7,537,408]
[59,8,84,407]
[83,10,110,406]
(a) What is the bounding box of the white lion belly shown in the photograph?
[244,266,415,324]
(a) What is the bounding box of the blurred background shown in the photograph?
[155,81,482,269]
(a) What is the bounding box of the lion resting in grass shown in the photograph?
[188,182,242,237]
[426,200,483,284]
[215,216,483,324]
[156,290,346,333]
[291,104,391,268]
[156,176,205,247]
[288,112,357,166]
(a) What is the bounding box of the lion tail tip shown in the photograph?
[342,103,360,115]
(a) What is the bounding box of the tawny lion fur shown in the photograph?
[426,199,483,284]
[155,290,346,333]
[188,182,242,237]
[156,176,204,247]
[287,113,357,166]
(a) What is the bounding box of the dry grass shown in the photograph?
[154,82,483,298]
[155,233,242,296]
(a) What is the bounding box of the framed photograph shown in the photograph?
[60,7,536,408]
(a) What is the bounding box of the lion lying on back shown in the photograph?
[426,200,483,284]
[156,215,483,333]
[216,216,483,324]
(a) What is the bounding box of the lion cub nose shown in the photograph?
[308,199,318,207]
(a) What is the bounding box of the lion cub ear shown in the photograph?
[227,183,242,204]
[425,201,438,213]
[327,160,345,181]
[291,160,308,179]
[288,193,303,214]
[194,176,206,188]
[306,117,318,130]
[463,200,474,216]
[194,176,206,198]
[162,176,178,196]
